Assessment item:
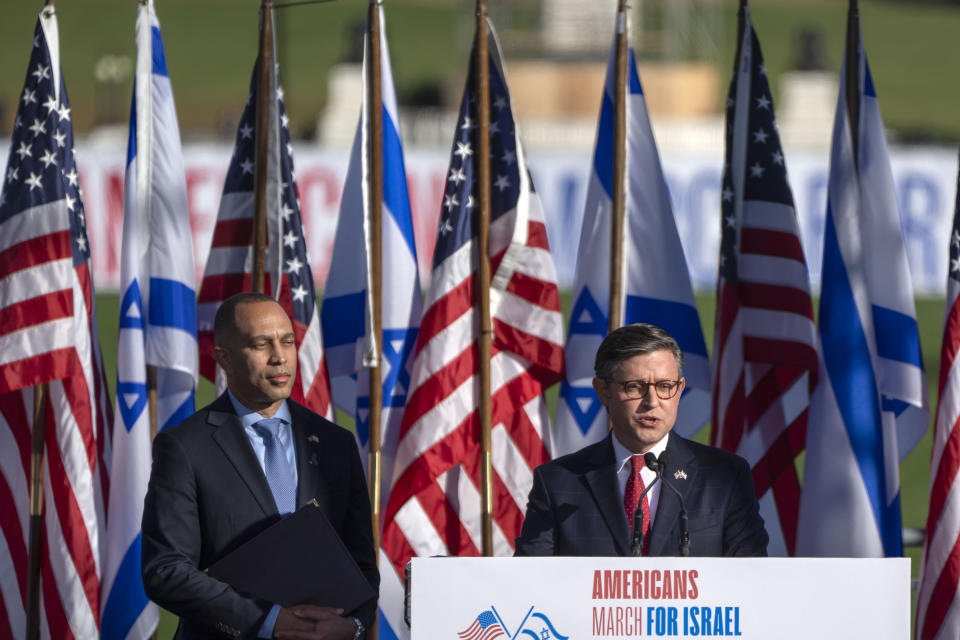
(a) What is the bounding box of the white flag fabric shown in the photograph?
[320,6,421,639]
[102,2,198,638]
[796,16,928,557]
[554,13,710,457]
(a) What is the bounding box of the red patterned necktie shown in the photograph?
[624,454,651,555]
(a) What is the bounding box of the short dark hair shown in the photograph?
[213,292,277,347]
[594,323,684,380]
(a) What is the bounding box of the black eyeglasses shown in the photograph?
[606,378,683,400]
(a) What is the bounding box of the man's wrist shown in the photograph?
[351,616,365,640]
[259,604,281,638]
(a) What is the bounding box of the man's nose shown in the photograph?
[269,341,287,362]
[640,385,659,407]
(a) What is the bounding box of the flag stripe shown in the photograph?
[210,218,255,248]
[0,289,73,339]
[927,413,960,545]
[740,228,805,262]
[0,231,73,280]
[40,525,75,640]
[739,283,813,319]
[503,270,560,312]
[939,294,960,398]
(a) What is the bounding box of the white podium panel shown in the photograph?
[410,557,909,639]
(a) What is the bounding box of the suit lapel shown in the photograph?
[290,402,327,510]
[208,394,279,518]
[582,434,630,555]
[647,434,696,556]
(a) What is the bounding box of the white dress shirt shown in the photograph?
[612,431,670,528]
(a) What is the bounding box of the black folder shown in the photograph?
[206,501,376,612]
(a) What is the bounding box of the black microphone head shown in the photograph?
[643,451,659,472]
[657,450,671,471]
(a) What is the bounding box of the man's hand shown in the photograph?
[272,605,358,640]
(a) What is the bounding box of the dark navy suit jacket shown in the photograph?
[141,393,379,639]
[515,433,768,557]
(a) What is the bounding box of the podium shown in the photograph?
[409,556,909,638]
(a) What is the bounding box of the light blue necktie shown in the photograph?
[253,418,297,516]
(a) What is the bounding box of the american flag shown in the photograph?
[381,20,564,571]
[197,19,331,418]
[457,610,505,640]
[915,157,960,640]
[711,9,818,557]
[0,8,112,638]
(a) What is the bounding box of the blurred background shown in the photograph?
[1,0,959,146]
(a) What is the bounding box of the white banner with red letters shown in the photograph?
[410,556,909,639]
[2,140,955,295]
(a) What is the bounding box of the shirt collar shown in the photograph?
[226,389,292,429]
[613,431,670,475]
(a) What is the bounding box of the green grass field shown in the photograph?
[92,291,944,637]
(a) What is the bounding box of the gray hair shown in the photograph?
[593,323,684,380]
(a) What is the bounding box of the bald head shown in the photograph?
[214,292,278,348]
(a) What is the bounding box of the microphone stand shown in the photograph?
[655,451,690,556]
[630,465,660,557]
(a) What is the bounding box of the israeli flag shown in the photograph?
[554,14,710,456]
[797,25,928,557]
[319,7,420,640]
[102,2,198,637]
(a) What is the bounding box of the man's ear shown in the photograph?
[212,345,230,371]
[592,377,610,408]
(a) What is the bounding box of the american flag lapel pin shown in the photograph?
[674,470,688,480]
[307,434,319,444]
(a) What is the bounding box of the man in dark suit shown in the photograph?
[515,323,767,557]
[142,292,377,639]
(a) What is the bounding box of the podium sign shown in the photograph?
[410,557,909,638]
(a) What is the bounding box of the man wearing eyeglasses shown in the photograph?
[515,323,768,557]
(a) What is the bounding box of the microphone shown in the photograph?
[643,451,663,473]
[656,451,690,556]
[630,453,662,557]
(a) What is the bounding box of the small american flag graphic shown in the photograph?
[458,610,506,640]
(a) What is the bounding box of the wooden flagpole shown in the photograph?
[845,0,860,170]
[25,383,47,640]
[608,0,628,335]
[25,9,55,640]
[252,0,275,295]
[366,0,384,593]
[475,0,494,557]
